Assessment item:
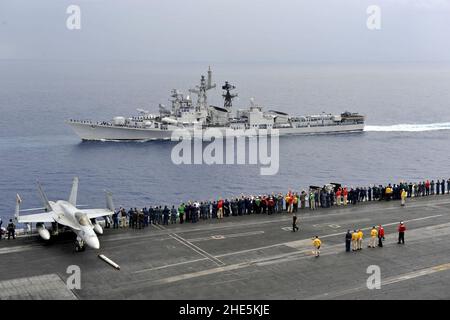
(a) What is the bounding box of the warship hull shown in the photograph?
[66,121,364,141]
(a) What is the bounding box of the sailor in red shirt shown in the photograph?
[398,221,406,244]
[217,199,224,219]
[336,188,342,206]
[343,188,348,205]
[378,225,385,247]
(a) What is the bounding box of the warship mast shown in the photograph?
[222,81,238,109]
[189,66,216,113]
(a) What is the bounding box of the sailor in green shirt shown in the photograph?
[178,203,185,224]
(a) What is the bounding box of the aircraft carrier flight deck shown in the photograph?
[1,195,450,300]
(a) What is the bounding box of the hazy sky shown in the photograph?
[1,0,450,63]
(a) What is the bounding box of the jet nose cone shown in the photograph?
[86,237,100,250]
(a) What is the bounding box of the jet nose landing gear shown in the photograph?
[75,238,86,252]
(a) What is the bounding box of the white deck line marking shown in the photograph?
[153,224,225,266]
[186,230,265,242]
[170,232,225,266]
[152,262,249,285]
[208,278,245,286]
[0,245,36,255]
[133,258,209,274]
[215,243,283,258]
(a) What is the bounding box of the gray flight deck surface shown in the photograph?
[1,195,450,300]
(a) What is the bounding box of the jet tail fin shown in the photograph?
[105,190,115,212]
[15,194,22,222]
[69,177,79,206]
[37,181,52,212]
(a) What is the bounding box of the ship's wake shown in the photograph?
[364,122,450,132]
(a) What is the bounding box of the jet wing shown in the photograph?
[17,211,55,224]
[83,209,113,219]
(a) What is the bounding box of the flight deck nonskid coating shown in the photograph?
[66,68,365,141]
[1,195,450,300]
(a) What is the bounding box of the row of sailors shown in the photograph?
[110,179,450,227]
[409,179,450,196]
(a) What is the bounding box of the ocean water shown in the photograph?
[1,61,450,221]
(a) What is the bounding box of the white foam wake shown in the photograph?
[364,122,450,132]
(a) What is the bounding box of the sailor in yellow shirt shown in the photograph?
[357,229,363,250]
[401,189,407,206]
[312,236,322,257]
[369,226,378,248]
[351,230,358,251]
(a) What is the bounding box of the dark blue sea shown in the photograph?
[1,61,450,221]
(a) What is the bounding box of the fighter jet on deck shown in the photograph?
[14,177,114,252]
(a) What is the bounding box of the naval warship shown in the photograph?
[66,68,365,141]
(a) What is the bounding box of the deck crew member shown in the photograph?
[401,189,407,206]
[300,191,307,209]
[345,230,352,252]
[7,219,16,240]
[128,208,134,228]
[120,208,127,227]
[351,230,358,251]
[285,193,290,212]
[312,236,321,257]
[277,194,284,213]
[357,229,363,250]
[398,221,406,244]
[293,194,299,212]
[369,227,378,248]
[112,210,119,229]
[378,225,385,247]
[170,206,177,224]
[336,188,342,206]
[143,207,149,227]
[178,203,185,224]
[343,188,348,205]
[217,198,224,219]
[309,192,315,210]
[292,214,299,232]
[286,192,293,213]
